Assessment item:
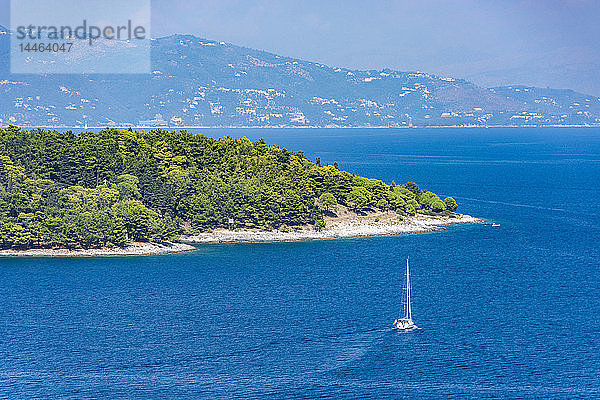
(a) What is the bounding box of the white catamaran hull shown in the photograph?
[393,318,418,331]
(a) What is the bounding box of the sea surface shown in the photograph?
[1,127,599,399]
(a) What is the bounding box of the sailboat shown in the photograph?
[393,257,419,331]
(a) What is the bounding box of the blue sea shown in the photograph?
[1,128,599,399]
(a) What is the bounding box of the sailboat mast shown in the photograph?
[407,258,412,320]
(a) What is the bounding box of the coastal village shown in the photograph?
[1,33,600,128]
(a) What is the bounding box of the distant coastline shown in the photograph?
[6,124,600,130]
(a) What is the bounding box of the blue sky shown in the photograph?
[2,0,600,95]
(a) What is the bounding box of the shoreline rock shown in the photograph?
[1,213,487,256]
[0,241,197,258]
[182,213,486,244]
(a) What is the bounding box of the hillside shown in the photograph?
[1,28,599,127]
[0,126,456,250]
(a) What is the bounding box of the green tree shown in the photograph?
[115,174,141,200]
[419,191,447,212]
[347,186,372,212]
[376,198,389,210]
[404,182,421,197]
[318,192,337,212]
[444,197,458,211]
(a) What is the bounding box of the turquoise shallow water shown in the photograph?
[1,128,599,398]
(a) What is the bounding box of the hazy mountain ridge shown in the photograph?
[1,29,599,127]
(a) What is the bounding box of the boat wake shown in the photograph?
[454,196,567,212]
[312,328,387,373]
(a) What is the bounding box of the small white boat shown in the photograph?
[393,257,419,331]
[492,223,500,227]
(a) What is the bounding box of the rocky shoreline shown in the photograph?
[1,213,486,257]
[0,241,197,257]
[182,213,486,244]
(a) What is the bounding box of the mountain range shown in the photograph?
[1,26,600,128]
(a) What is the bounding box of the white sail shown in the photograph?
[393,256,418,330]
[406,257,412,321]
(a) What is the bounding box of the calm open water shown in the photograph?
[1,128,599,399]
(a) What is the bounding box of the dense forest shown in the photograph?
[0,126,457,249]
